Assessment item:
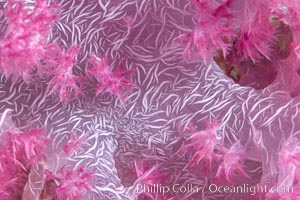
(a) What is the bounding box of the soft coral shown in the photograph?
[180,0,237,62]
[0,129,48,199]
[87,55,135,103]
[48,46,83,102]
[216,141,249,183]
[177,119,224,172]
[184,0,280,63]
[0,0,58,81]
[63,132,87,155]
[235,0,277,63]
[43,166,94,200]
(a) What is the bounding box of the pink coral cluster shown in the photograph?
[63,132,87,155]
[87,55,135,103]
[177,120,222,172]
[180,0,236,62]
[0,129,47,199]
[182,0,300,90]
[44,167,94,200]
[0,129,94,200]
[216,142,248,183]
[178,119,248,184]
[184,0,288,62]
[0,0,58,81]
[0,0,134,102]
[47,45,83,101]
[128,119,252,199]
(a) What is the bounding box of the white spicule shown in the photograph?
[0,0,299,199]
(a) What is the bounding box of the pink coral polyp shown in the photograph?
[216,142,248,183]
[63,132,87,155]
[48,46,83,101]
[54,167,94,200]
[178,119,222,172]
[87,55,135,103]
